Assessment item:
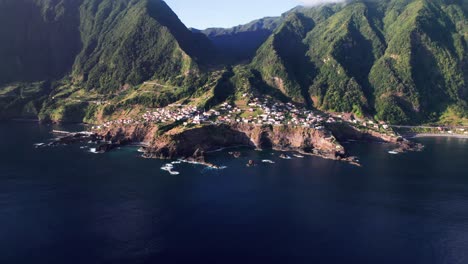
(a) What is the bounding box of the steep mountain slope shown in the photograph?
[0,0,82,85]
[251,0,467,124]
[0,0,215,119]
[0,0,466,125]
[73,0,214,93]
[369,0,467,123]
[0,0,214,90]
[0,0,83,119]
[305,1,385,115]
[196,17,283,64]
[252,12,316,104]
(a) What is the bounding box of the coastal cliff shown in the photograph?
[97,123,351,163]
[93,119,422,165]
[326,123,399,143]
[326,123,424,153]
[231,123,345,159]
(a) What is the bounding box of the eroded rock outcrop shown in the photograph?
[144,125,254,160]
[101,123,159,143]
[98,123,351,163]
[231,123,345,159]
[326,122,424,152]
[93,120,422,166]
[326,122,398,143]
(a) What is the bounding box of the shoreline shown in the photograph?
[205,145,252,153]
[29,121,423,168]
[404,133,468,139]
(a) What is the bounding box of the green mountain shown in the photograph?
[0,0,82,85]
[195,16,283,64]
[0,0,466,125]
[0,0,215,120]
[252,0,467,124]
[72,0,214,93]
[252,12,316,104]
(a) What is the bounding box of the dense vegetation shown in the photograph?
[0,0,82,85]
[252,12,316,104]
[73,0,214,93]
[251,0,467,124]
[0,0,214,120]
[196,17,283,64]
[0,0,466,125]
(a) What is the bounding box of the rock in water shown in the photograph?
[192,148,205,163]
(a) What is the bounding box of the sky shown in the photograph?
[164,0,344,29]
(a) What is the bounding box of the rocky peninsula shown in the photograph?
[42,96,424,166]
[84,120,422,167]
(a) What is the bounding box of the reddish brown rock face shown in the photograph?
[98,123,345,161]
[231,123,342,157]
[98,124,159,143]
[326,123,399,143]
[95,121,415,166]
[147,125,255,159]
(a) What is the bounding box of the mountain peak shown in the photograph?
[0,0,466,124]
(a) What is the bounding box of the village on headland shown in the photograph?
[37,92,465,174]
[91,93,395,137]
[91,90,468,140]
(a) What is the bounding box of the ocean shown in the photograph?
[1,121,468,264]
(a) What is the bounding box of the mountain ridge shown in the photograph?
[193,16,283,64]
[250,0,467,124]
[0,0,466,125]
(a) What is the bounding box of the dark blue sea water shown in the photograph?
[1,121,468,264]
